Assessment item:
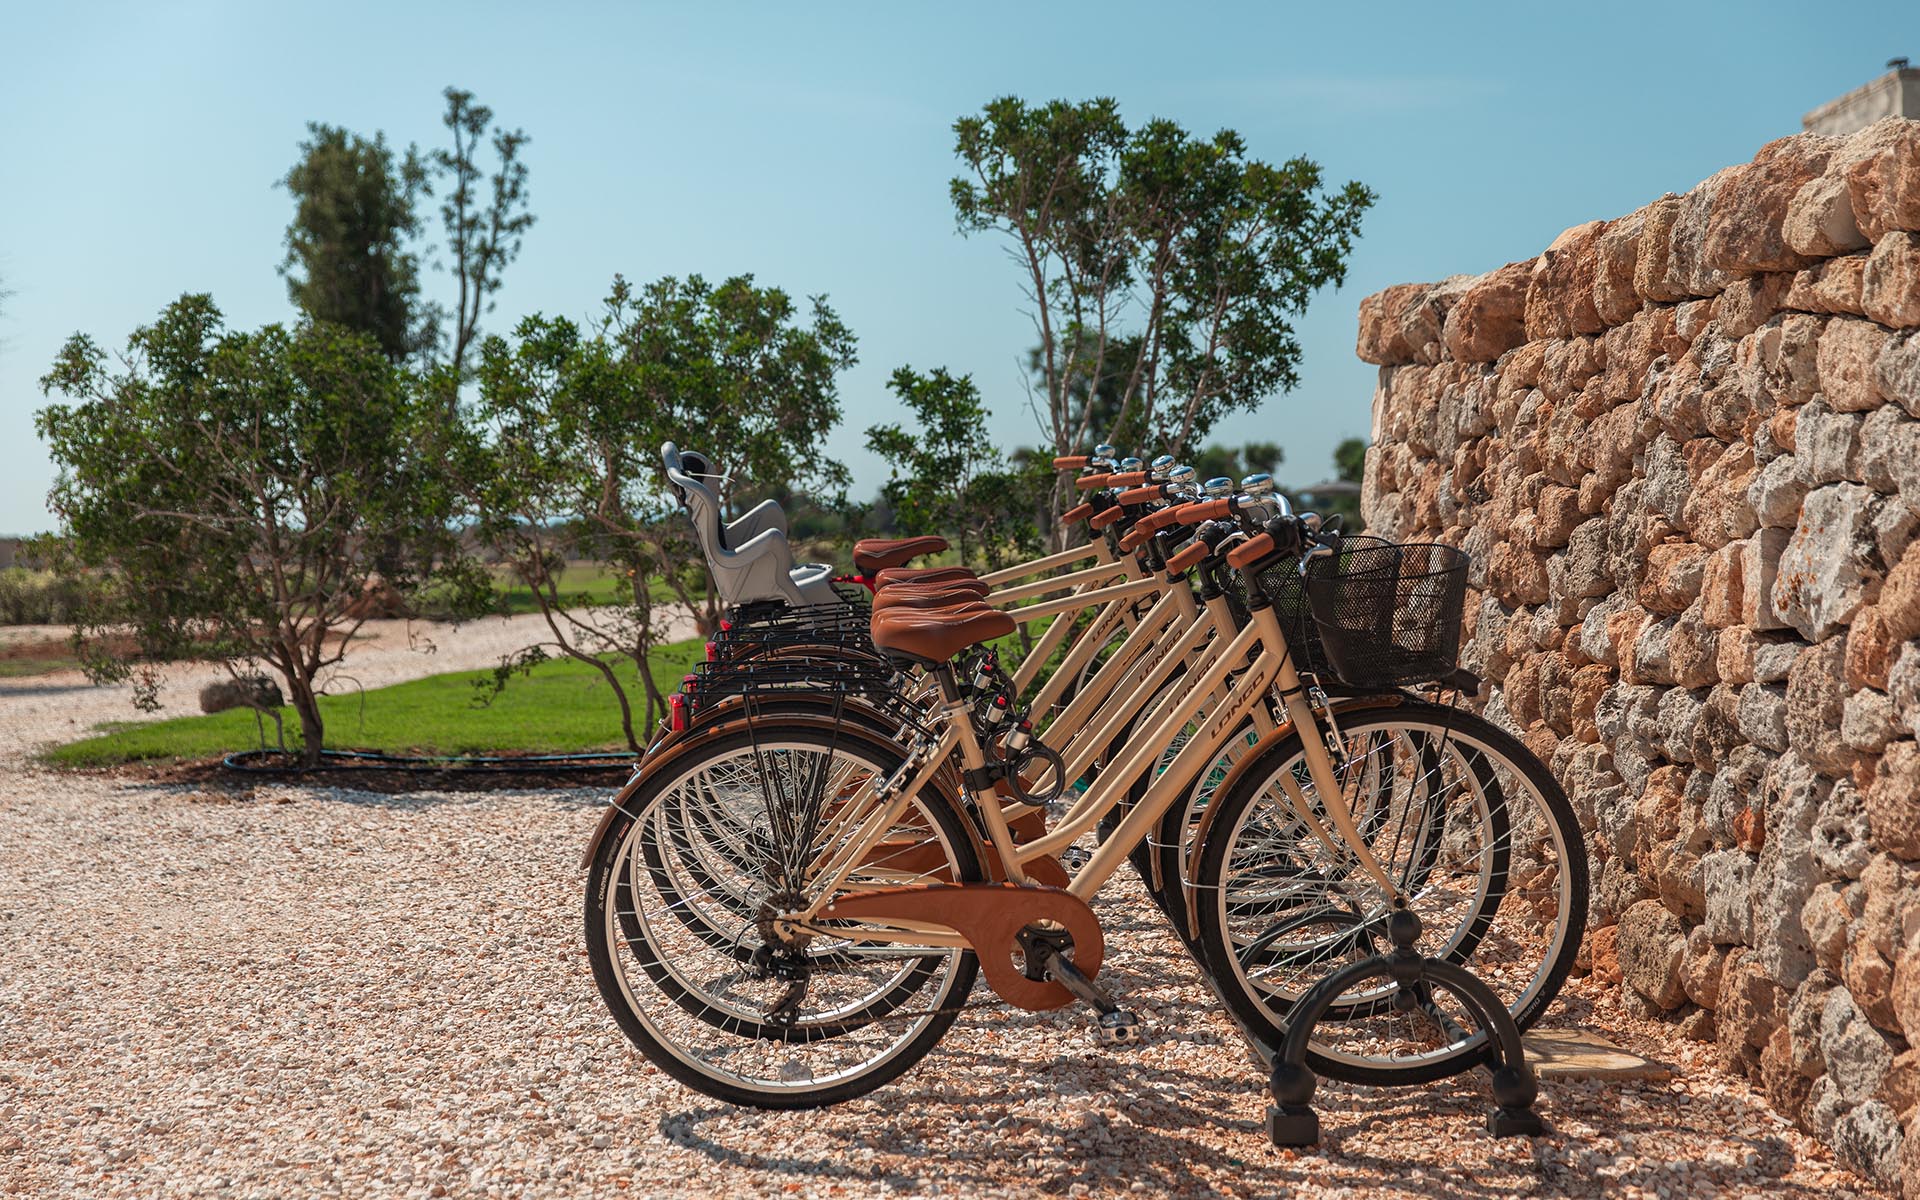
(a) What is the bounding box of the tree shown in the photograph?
[466,274,855,746]
[866,366,1043,571]
[279,126,430,361]
[1334,436,1367,484]
[35,294,486,764]
[952,97,1373,541]
[434,87,534,387]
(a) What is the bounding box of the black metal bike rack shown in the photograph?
[1264,904,1545,1147]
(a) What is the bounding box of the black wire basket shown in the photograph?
[1299,535,1469,689]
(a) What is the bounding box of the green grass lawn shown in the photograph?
[44,639,706,768]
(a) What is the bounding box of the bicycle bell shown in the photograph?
[1149,454,1176,480]
[1203,476,1234,499]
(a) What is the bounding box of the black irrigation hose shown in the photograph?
[221,748,640,774]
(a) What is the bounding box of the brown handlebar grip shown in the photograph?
[1226,533,1275,569]
[1165,539,1210,572]
[1138,506,1186,534]
[1104,471,1148,488]
[1074,473,1112,492]
[1174,498,1232,524]
[1060,502,1093,525]
[1116,485,1164,504]
[1052,455,1090,470]
[1089,505,1126,530]
[1119,526,1150,552]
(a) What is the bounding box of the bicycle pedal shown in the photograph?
[1094,1008,1144,1046]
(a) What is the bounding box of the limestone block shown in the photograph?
[1668,166,1740,299]
[1717,272,1794,339]
[1877,332,1920,419]
[1785,171,1870,258]
[1823,986,1897,1104]
[1786,637,1857,775]
[1867,740,1920,860]
[1618,898,1689,1009]
[1750,753,1828,985]
[1634,196,1687,304]
[1793,398,1865,486]
[1593,209,1645,327]
[1831,1100,1904,1193]
[1742,527,1794,631]
[1844,689,1900,753]
[1863,232,1920,329]
[1738,681,1790,752]
[1441,260,1532,363]
[1748,454,1809,529]
[1772,483,1885,641]
[1526,222,1603,341]
[1784,254,1868,316]
[1818,316,1891,412]
[1803,882,1855,974]
[1858,405,1920,494]
[1843,119,1920,242]
[1889,643,1920,739]
[1705,134,1834,275]
[1811,776,1873,879]
[1638,542,1708,614]
[1681,924,1731,1008]
[1717,623,1760,684]
[1705,745,1774,850]
[1758,312,1827,407]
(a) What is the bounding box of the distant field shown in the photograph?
[45,640,705,768]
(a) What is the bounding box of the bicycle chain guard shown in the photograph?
[817,882,1104,1012]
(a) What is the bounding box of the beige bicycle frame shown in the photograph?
[791,587,1402,947]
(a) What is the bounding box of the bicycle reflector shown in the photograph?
[668,692,689,732]
[705,641,717,661]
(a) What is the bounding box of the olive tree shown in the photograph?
[36,294,486,764]
[467,274,855,747]
[866,365,1044,572]
[951,97,1374,539]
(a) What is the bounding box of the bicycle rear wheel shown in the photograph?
[586,724,982,1108]
[1191,702,1586,1085]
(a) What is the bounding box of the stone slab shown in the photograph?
[1525,1028,1675,1081]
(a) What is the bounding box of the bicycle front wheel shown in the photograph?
[1192,701,1587,1085]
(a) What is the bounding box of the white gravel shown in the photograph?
[0,754,1884,1198]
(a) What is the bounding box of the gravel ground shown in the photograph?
[0,610,696,762]
[0,758,1887,1199]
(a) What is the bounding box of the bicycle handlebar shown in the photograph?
[1225,532,1273,568]
[1164,538,1210,572]
[1074,473,1112,492]
[1053,455,1090,471]
[1060,502,1093,526]
[1116,484,1167,505]
[1088,505,1127,531]
[1172,497,1233,524]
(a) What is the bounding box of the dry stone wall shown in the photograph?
[1356,118,1920,1193]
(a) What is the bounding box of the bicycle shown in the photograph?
[585,477,1586,1108]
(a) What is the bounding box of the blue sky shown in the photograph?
[0,1,1912,534]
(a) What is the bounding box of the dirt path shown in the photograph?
[0,770,1877,1199]
[0,610,699,760]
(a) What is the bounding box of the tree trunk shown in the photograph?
[287,674,325,767]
